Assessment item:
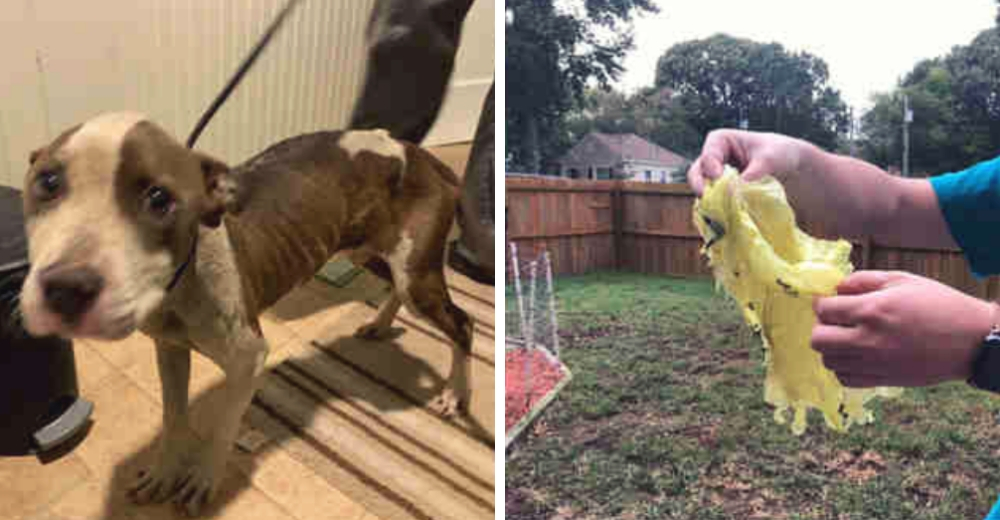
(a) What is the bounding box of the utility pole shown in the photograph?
[849,106,856,157]
[902,94,912,177]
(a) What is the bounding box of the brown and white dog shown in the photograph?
[19,112,473,515]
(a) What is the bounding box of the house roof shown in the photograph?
[558,132,689,169]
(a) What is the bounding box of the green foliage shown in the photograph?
[563,86,703,158]
[505,0,657,172]
[860,29,1000,175]
[947,29,1000,157]
[559,33,853,164]
[654,34,851,150]
[860,62,962,175]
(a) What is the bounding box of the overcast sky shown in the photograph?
[619,0,996,112]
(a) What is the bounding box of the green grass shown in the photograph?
[506,271,1000,520]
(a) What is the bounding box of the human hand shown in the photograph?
[687,129,815,194]
[811,271,995,388]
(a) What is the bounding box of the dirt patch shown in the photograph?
[823,450,887,483]
[561,410,675,449]
[506,487,555,520]
[691,422,721,448]
[903,474,948,507]
[702,469,790,519]
[559,314,633,342]
[688,347,752,376]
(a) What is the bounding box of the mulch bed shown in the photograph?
[505,347,567,433]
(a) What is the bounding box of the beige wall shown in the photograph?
[0,0,494,188]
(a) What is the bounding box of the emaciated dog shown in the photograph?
[19,112,473,515]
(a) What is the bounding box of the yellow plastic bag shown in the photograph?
[693,167,900,435]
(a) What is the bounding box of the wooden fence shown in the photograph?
[506,176,1000,299]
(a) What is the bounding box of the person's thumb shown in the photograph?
[836,270,902,295]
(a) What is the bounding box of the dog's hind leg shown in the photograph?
[355,294,402,340]
[398,269,473,417]
[354,257,403,340]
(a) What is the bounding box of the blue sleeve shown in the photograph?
[929,155,1000,278]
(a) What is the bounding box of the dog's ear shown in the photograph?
[195,151,236,228]
[29,148,43,165]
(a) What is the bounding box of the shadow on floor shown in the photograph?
[268,266,388,323]
[98,295,493,519]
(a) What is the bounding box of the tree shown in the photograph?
[505,0,657,172]
[563,86,702,158]
[654,34,851,150]
[859,28,1000,175]
[630,87,704,157]
[563,89,634,144]
[945,29,1000,160]
[859,61,963,175]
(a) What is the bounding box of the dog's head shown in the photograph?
[20,112,234,340]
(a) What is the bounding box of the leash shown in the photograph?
[168,0,305,292]
[165,234,197,292]
[186,0,305,149]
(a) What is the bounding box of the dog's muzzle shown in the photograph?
[39,265,105,325]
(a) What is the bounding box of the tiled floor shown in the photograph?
[0,144,495,520]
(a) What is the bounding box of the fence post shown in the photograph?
[613,181,623,271]
[543,251,560,357]
[524,260,538,407]
[510,242,529,342]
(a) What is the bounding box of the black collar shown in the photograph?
[166,233,197,292]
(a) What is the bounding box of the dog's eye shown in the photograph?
[33,170,64,201]
[143,186,175,216]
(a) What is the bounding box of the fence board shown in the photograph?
[505,177,1000,299]
[506,177,616,275]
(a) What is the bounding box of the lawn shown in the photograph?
[505,272,1000,520]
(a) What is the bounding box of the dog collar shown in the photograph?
[166,234,198,292]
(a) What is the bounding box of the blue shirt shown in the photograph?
[930,155,1000,278]
[986,494,1000,520]
[930,158,1000,520]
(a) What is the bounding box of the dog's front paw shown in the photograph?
[171,456,224,517]
[427,387,465,418]
[129,458,188,505]
[129,452,224,516]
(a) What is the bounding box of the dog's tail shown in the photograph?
[413,144,494,284]
[425,150,466,234]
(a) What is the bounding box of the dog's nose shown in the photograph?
[41,267,104,323]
